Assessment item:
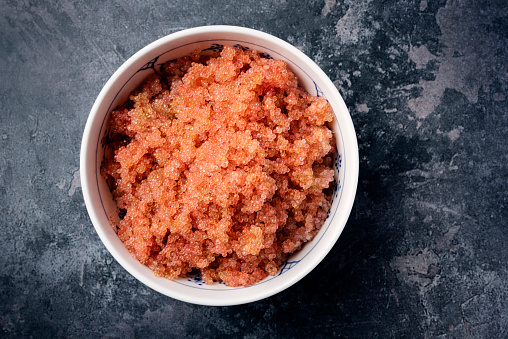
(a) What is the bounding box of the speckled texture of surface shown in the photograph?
[1,0,507,338]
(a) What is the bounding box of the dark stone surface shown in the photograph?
[1,0,507,337]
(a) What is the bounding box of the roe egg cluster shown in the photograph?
[101,46,336,287]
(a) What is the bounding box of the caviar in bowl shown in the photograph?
[80,26,358,306]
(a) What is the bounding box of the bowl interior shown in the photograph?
[81,26,357,306]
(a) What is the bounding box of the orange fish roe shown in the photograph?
[101,46,336,287]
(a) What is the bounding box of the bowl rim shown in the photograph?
[80,25,359,306]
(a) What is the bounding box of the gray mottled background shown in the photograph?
[1,0,507,338]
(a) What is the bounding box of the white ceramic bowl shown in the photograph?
[80,26,358,306]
